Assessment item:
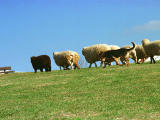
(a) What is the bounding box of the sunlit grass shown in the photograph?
[0,63,160,120]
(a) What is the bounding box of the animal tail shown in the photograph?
[127,42,136,51]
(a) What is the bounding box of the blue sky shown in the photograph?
[1,0,160,72]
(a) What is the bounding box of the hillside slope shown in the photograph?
[0,63,160,120]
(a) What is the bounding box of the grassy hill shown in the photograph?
[1,63,160,120]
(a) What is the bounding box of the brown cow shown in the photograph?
[31,55,51,73]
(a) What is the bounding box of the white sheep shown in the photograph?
[120,45,148,64]
[82,44,120,68]
[82,44,111,68]
[142,39,160,64]
[134,45,148,63]
[53,51,80,70]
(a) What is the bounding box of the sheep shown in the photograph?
[100,42,136,67]
[134,45,148,63]
[120,44,148,64]
[31,55,51,73]
[82,44,111,68]
[53,51,80,70]
[142,39,160,64]
[82,44,120,68]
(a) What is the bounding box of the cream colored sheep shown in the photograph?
[82,44,111,68]
[121,45,148,64]
[142,39,160,64]
[134,45,148,63]
[82,44,120,68]
[53,51,80,70]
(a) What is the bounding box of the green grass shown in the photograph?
[1,63,160,120]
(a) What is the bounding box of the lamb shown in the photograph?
[142,39,160,64]
[82,44,120,68]
[53,51,80,70]
[82,44,111,68]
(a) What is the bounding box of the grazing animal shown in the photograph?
[120,45,137,64]
[100,45,120,67]
[53,51,80,70]
[82,44,120,68]
[121,45,148,64]
[100,42,136,67]
[82,44,110,68]
[31,55,51,73]
[142,39,160,64]
[134,45,148,63]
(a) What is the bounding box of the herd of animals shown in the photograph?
[30,39,160,73]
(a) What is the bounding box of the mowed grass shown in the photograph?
[0,63,160,120]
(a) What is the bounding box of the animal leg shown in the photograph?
[115,59,121,66]
[40,68,43,72]
[74,63,80,69]
[103,62,107,68]
[125,58,129,66]
[95,63,97,67]
[136,58,140,64]
[49,66,51,71]
[89,63,92,68]
[108,62,112,66]
[45,68,48,72]
[34,69,37,73]
[113,57,121,66]
[153,57,156,64]
[133,56,137,64]
[150,56,154,64]
[120,57,126,65]
[70,62,74,70]
[100,61,103,67]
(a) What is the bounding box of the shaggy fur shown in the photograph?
[142,39,160,64]
[31,55,51,73]
[134,45,148,63]
[53,51,80,70]
[82,44,111,68]
[121,45,148,64]
[82,44,120,68]
[100,42,136,67]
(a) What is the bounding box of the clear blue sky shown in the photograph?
[1,0,160,72]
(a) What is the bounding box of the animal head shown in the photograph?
[31,56,37,63]
[142,39,150,46]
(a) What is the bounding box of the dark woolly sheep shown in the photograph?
[31,55,51,73]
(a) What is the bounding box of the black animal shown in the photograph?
[100,42,136,67]
[31,55,51,73]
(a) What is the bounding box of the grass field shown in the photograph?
[0,63,160,120]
